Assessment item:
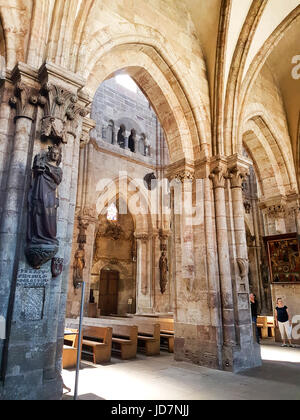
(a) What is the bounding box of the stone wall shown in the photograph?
[91,77,168,164]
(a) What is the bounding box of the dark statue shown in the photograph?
[26,145,63,269]
[144,172,157,191]
[128,129,136,153]
[117,124,126,149]
[73,243,85,289]
[159,251,169,294]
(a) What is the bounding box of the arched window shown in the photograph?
[107,203,118,222]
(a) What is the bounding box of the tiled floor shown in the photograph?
[62,340,300,400]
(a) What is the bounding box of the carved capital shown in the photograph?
[80,130,90,148]
[266,204,286,219]
[209,165,227,189]
[228,166,249,189]
[39,83,89,144]
[135,232,150,243]
[174,169,195,183]
[9,82,39,121]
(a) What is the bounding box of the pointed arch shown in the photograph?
[84,43,201,164]
[243,114,298,201]
[95,174,153,234]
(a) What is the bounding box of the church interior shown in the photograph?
[0,0,299,401]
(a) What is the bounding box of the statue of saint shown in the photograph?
[117,124,126,149]
[26,145,63,268]
[128,129,136,153]
[73,244,85,289]
[159,251,169,294]
[144,136,151,156]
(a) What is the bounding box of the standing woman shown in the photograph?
[275,298,294,347]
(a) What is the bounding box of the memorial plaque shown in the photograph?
[15,269,50,322]
[17,269,50,288]
[21,288,45,321]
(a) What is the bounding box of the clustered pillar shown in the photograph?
[0,62,93,400]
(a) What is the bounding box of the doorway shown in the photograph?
[99,270,119,315]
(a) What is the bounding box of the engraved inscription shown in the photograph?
[17,269,50,288]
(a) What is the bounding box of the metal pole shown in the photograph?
[74,281,86,401]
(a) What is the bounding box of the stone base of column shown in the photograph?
[174,322,262,373]
[222,343,262,373]
[174,323,220,370]
[0,370,63,400]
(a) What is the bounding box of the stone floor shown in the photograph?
[62,340,300,400]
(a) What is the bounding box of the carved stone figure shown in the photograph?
[159,251,169,294]
[73,244,85,289]
[237,258,249,280]
[26,145,63,269]
[105,222,123,241]
[128,129,136,153]
[78,217,89,244]
[117,124,126,149]
[51,258,64,278]
[144,172,157,191]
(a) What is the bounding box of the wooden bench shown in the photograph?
[82,326,112,364]
[135,316,174,353]
[80,316,161,356]
[111,324,138,360]
[101,317,161,356]
[257,316,268,339]
[63,329,79,369]
[267,317,275,338]
[74,318,138,360]
[134,322,161,356]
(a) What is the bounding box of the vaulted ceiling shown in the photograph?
[0,0,299,182]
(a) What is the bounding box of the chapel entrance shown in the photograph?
[99,270,119,316]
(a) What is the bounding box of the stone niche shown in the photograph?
[91,206,136,315]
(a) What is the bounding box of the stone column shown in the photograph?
[135,233,152,314]
[209,160,237,357]
[210,157,262,372]
[0,79,14,217]
[228,158,258,350]
[36,67,93,383]
[0,64,40,379]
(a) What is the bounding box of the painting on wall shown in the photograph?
[264,233,300,284]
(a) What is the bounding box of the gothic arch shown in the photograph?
[237,6,300,153]
[243,115,297,201]
[85,44,202,164]
[95,174,153,234]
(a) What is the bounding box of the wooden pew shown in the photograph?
[257,316,268,339]
[72,318,138,360]
[111,324,138,360]
[136,322,161,356]
[82,326,112,364]
[99,316,161,356]
[63,329,79,369]
[135,316,174,353]
[77,317,161,356]
[267,317,275,338]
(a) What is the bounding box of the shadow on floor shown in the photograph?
[239,359,300,388]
